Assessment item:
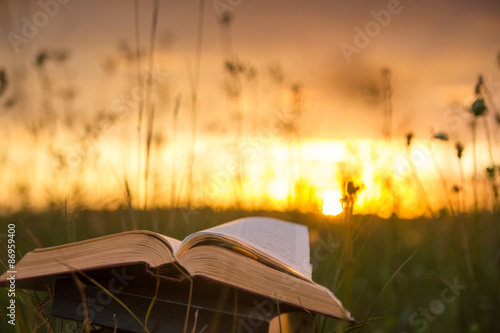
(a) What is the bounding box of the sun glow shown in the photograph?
[0,126,481,219]
[322,191,344,216]
[267,178,290,202]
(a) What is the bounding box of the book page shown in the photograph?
[0,231,180,283]
[159,235,182,254]
[184,217,312,279]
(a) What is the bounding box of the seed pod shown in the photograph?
[406,132,413,147]
[455,142,464,159]
[471,98,487,117]
[0,69,7,97]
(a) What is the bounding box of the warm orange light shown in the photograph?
[0,129,470,218]
[267,178,290,202]
[322,191,344,216]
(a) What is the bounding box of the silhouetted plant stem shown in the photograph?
[482,80,498,166]
[455,143,476,293]
[170,95,181,208]
[457,143,466,213]
[482,113,498,212]
[168,95,182,227]
[134,0,143,225]
[219,12,234,58]
[469,110,483,314]
[341,181,360,312]
[430,141,455,216]
[143,0,159,217]
[342,198,354,315]
[406,143,435,219]
[472,117,479,214]
[187,0,205,209]
[471,117,481,263]
[143,103,156,215]
[381,68,397,214]
[482,116,495,166]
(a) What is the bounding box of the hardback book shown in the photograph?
[0,216,354,323]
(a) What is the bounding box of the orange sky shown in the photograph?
[1,0,500,137]
[0,0,499,216]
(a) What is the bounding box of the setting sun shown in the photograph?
[0,1,498,332]
[321,191,344,216]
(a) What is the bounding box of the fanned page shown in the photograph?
[158,234,182,254]
[179,217,312,279]
[0,230,180,283]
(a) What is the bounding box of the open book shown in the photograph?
[0,216,353,322]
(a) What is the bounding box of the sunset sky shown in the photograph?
[0,0,499,217]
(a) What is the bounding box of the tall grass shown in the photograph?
[142,0,160,217]
[453,141,477,298]
[430,132,455,216]
[3,205,500,332]
[186,0,206,209]
[405,132,435,218]
[134,0,144,224]
[2,3,500,333]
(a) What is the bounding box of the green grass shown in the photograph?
[1,207,499,332]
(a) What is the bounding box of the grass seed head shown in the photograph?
[455,142,464,159]
[433,131,449,141]
[406,132,413,147]
[0,69,6,97]
[471,98,487,117]
[486,165,499,180]
[475,75,484,95]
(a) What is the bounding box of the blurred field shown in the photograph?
[1,3,499,332]
[1,207,499,332]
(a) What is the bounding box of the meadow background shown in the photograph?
[1,0,500,332]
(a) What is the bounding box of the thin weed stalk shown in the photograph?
[186,0,205,209]
[63,264,152,333]
[472,117,479,214]
[134,0,144,222]
[406,134,435,218]
[455,142,476,288]
[381,68,397,214]
[340,180,360,315]
[169,95,182,226]
[70,273,91,333]
[481,87,499,212]
[430,138,455,216]
[144,270,161,327]
[471,115,482,265]
[110,167,137,230]
[64,198,75,243]
[480,74,497,165]
[482,116,495,165]
[358,250,417,333]
[171,263,194,333]
[142,0,160,216]
[143,103,156,215]
[457,142,467,213]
